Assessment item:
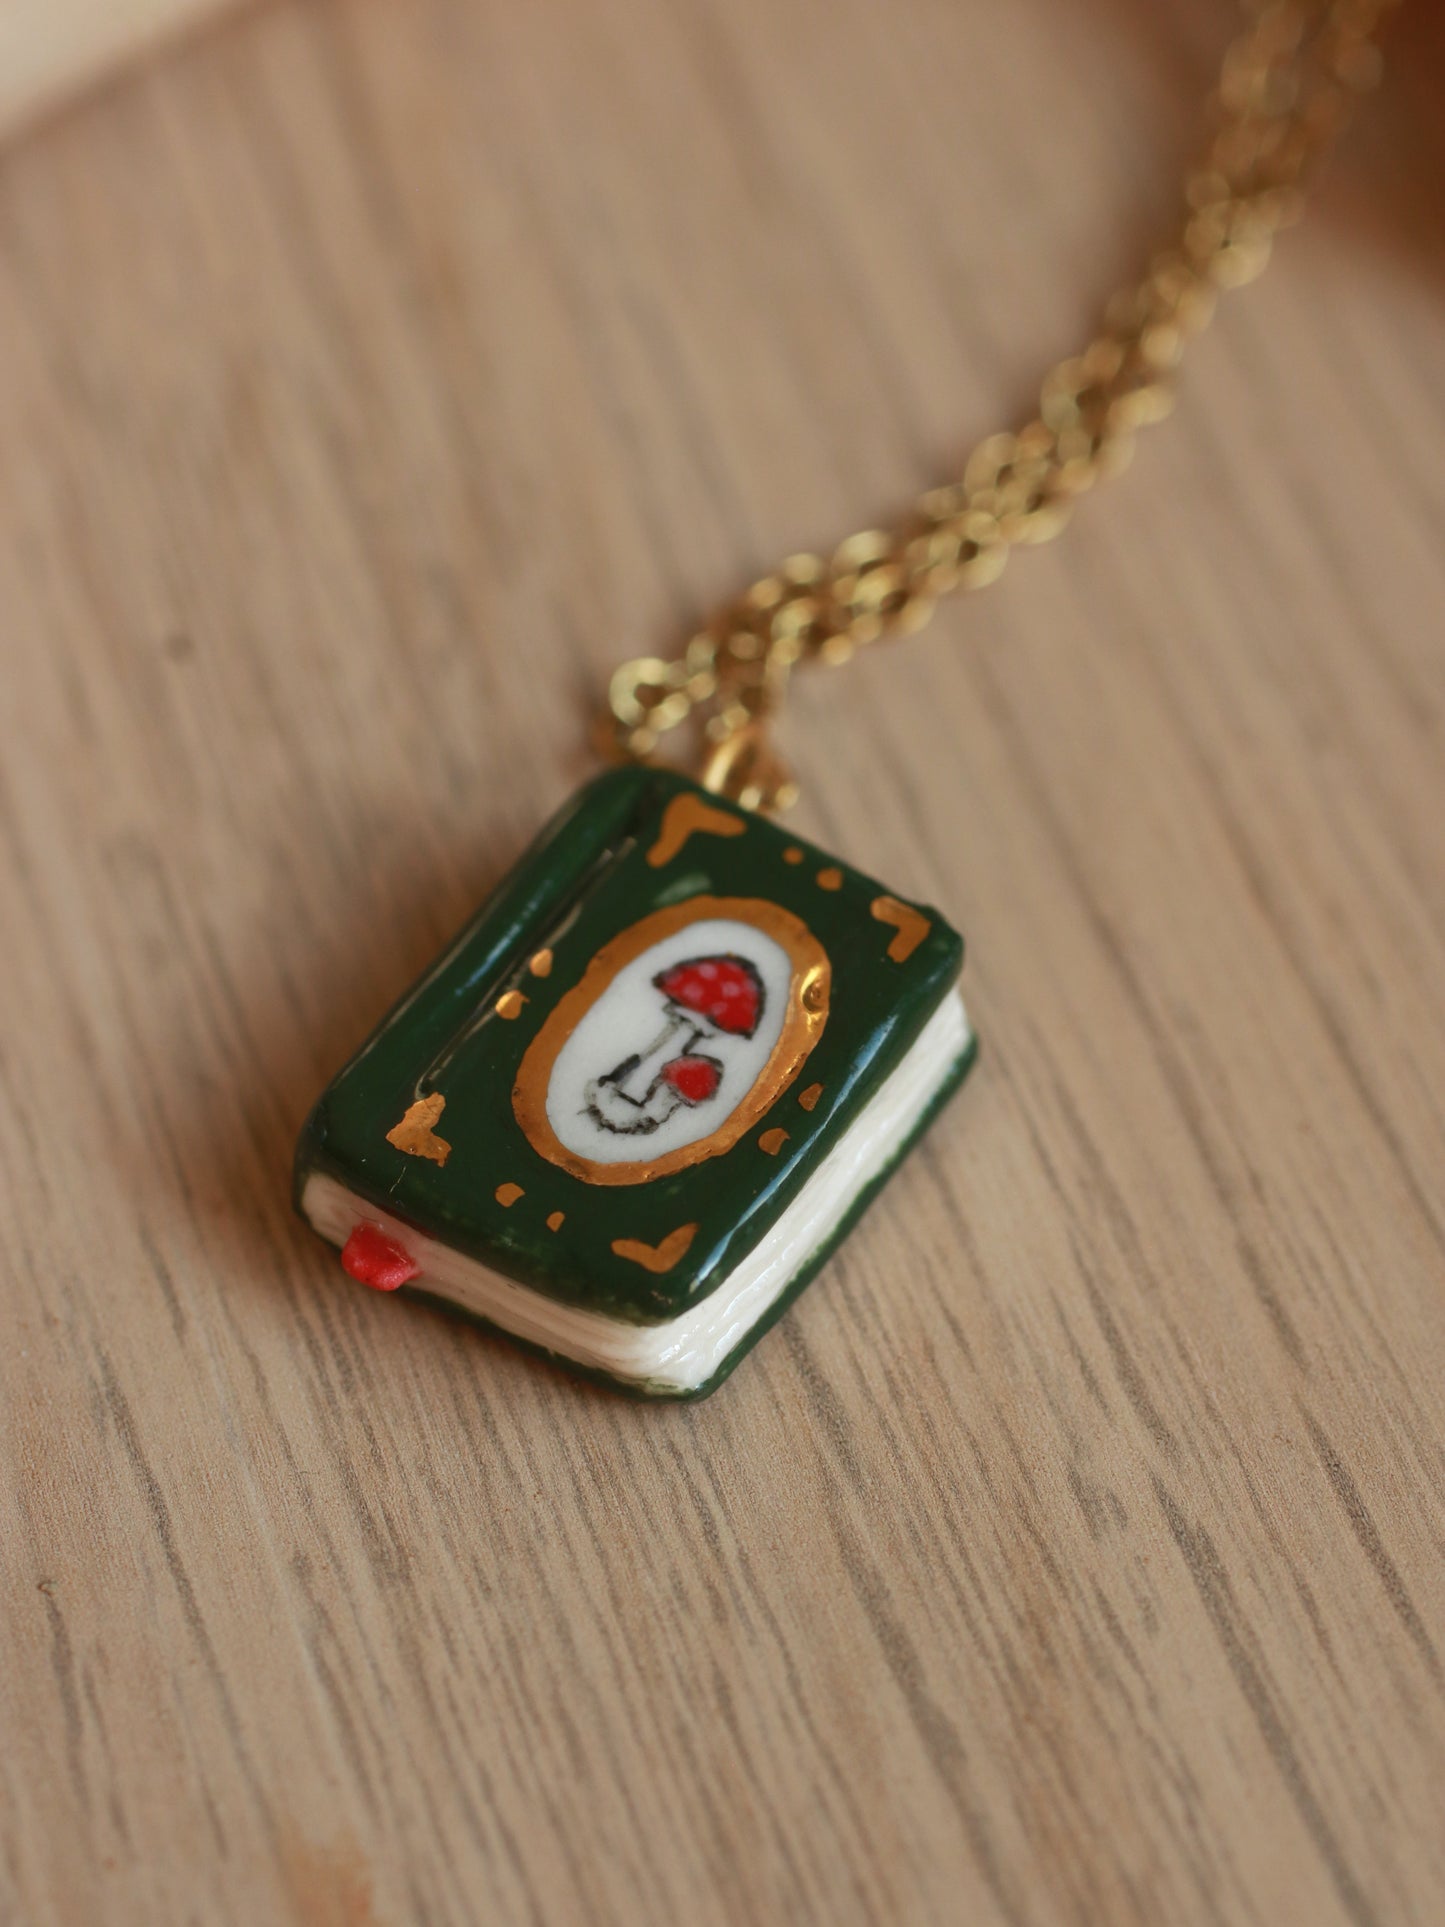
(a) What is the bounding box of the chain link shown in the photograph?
[599,0,1397,811]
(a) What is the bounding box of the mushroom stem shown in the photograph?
[607,1006,698,1104]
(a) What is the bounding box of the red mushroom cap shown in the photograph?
[654,954,763,1037]
[660,1054,722,1104]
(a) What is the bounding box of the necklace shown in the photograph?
[294,2,1394,1398]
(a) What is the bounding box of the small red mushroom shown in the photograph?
[660,1054,722,1105]
[654,955,763,1038]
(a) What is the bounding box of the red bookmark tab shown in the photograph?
[341,1222,421,1292]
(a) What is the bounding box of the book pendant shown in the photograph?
[295,769,976,1397]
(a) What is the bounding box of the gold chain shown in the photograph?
[599,0,1396,812]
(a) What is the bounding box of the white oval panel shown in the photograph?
[544,917,792,1165]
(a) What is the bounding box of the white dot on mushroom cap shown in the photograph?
[699,963,718,979]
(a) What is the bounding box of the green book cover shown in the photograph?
[294,766,974,1396]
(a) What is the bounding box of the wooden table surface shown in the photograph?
[2,3,1443,1922]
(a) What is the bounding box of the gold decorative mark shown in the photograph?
[817,867,843,891]
[546,1210,565,1232]
[646,793,745,868]
[798,1082,824,1111]
[870,894,931,963]
[495,1182,524,1208]
[514,896,830,1187]
[496,989,527,1019]
[783,846,804,865]
[758,1127,789,1156]
[386,1093,451,1166]
[611,1223,699,1274]
[529,949,554,978]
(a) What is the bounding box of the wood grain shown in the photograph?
[0,0,241,140]
[1,2,1442,1922]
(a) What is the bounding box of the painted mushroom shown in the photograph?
[584,953,764,1136]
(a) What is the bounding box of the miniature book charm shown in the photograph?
[294,768,975,1396]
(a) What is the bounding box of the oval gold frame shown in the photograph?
[513,895,831,1186]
